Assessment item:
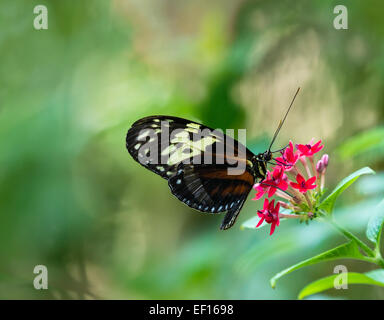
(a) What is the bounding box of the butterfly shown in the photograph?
[126,88,300,230]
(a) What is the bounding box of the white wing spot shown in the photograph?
[134,143,141,150]
[176,179,182,185]
[138,130,150,140]
[187,123,200,129]
[156,166,165,172]
[161,144,177,156]
[167,135,216,165]
[170,131,190,143]
[185,127,199,134]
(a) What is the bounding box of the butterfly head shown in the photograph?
[255,150,272,163]
[262,150,273,162]
[253,151,272,179]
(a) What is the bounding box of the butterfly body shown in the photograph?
[126,115,272,230]
[125,88,299,230]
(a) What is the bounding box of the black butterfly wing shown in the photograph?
[168,163,255,230]
[126,115,256,230]
[126,115,226,178]
[126,116,178,178]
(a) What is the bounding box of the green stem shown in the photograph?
[376,257,384,268]
[279,213,302,219]
[304,192,313,211]
[328,219,376,258]
[375,226,383,255]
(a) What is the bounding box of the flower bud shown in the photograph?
[321,154,329,167]
[316,160,325,174]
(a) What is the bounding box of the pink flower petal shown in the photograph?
[256,217,265,228]
[278,180,288,190]
[290,182,300,189]
[307,176,317,185]
[296,174,305,184]
[268,199,275,211]
[269,223,276,235]
[312,140,321,149]
[268,187,276,198]
[263,198,269,210]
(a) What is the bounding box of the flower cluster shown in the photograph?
[252,139,329,235]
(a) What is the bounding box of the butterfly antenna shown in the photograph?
[268,87,300,152]
[259,181,294,198]
[271,143,289,153]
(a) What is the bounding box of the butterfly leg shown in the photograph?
[259,181,293,198]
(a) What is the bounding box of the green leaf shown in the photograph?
[270,241,365,288]
[319,167,375,214]
[241,216,268,230]
[366,199,384,247]
[356,173,384,196]
[298,270,384,300]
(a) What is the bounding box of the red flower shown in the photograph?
[265,166,288,197]
[296,140,324,157]
[290,174,317,193]
[252,183,268,200]
[275,141,299,170]
[252,166,288,200]
[256,198,280,235]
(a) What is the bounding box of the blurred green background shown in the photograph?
[1,0,384,299]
